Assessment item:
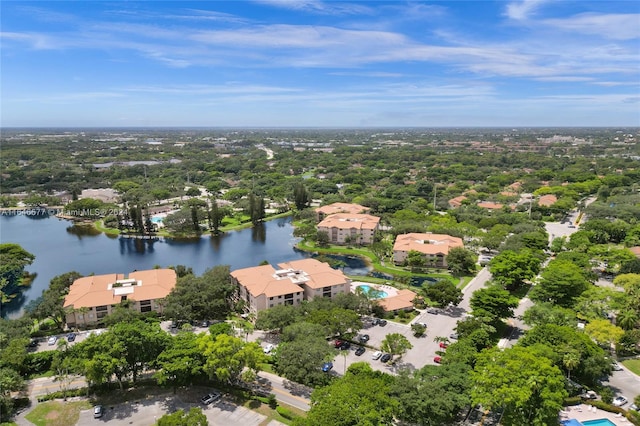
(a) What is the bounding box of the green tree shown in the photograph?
[392,363,471,426]
[27,271,82,329]
[274,333,334,387]
[306,307,362,338]
[585,319,625,348]
[163,266,234,322]
[293,182,311,210]
[301,363,399,426]
[616,309,639,331]
[0,367,24,422]
[0,243,35,303]
[198,333,266,384]
[446,247,477,276]
[154,332,205,393]
[255,304,302,333]
[471,346,567,426]
[563,351,580,381]
[522,303,576,328]
[422,279,463,308]
[530,259,590,307]
[156,407,208,426]
[488,249,540,290]
[380,333,413,361]
[469,286,518,325]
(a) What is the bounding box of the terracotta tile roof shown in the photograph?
[393,233,464,255]
[315,202,370,216]
[278,259,350,289]
[448,196,467,208]
[538,194,558,207]
[231,259,350,297]
[231,264,304,298]
[477,201,504,210]
[317,213,380,230]
[378,289,417,312]
[629,246,640,258]
[63,269,177,309]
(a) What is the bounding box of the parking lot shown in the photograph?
[75,391,274,426]
[329,307,465,375]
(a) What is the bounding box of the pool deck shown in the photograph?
[560,404,627,426]
[350,282,399,297]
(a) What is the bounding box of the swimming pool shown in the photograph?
[151,217,164,224]
[582,419,617,426]
[356,284,388,299]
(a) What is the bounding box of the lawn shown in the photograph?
[622,358,640,376]
[24,400,91,426]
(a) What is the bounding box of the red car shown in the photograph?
[334,339,344,348]
[434,356,442,364]
[439,342,448,349]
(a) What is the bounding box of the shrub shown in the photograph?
[564,396,581,406]
[267,393,278,409]
[276,405,297,420]
[584,400,625,414]
[37,387,88,402]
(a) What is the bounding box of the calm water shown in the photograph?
[0,214,369,317]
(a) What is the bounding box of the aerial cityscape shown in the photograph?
[1,1,640,426]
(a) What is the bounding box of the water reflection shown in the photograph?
[252,223,266,243]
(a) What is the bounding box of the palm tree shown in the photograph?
[563,351,580,381]
[616,309,639,331]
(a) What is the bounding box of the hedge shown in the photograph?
[276,406,297,420]
[37,387,88,402]
[20,351,56,376]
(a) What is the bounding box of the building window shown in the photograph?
[140,306,152,313]
[96,305,108,312]
[140,300,151,306]
[284,293,293,300]
[269,297,273,300]
[284,300,294,306]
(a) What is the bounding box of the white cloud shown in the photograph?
[504,0,550,20]
[252,0,372,15]
[543,13,640,40]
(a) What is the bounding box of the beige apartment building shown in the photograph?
[315,202,370,221]
[63,269,177,328]
[317,213,380,245]
[231,258,351,314]
[393,233,464,267]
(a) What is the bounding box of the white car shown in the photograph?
[47,336,58,345]
[263,344,274,354]
[613,396,628,407]
[371,351,382,360]
[612,362,623,371]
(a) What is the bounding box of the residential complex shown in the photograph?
[393,233,464,267]
[314,202,370,221]
[231,258,351,314]
[63,269,177,328]
[317,213,380,245]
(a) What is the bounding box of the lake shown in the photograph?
[0,214,370,318]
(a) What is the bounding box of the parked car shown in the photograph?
[66,333,76,342]
[433,356,442,364]
[449,333,458,340]
[339,341,351,351]
[334,339,344,348]
[372,351,382,360]
[629,403,638,412]
[28,339,38,349]
[355,346,365,356]
[426,308,439,314]
[263,344,274,354]
[93,405,104,418]
[581,390,598,400]
[47,336,58,346]
[612,362,623,371]
[613,396,628,407]
[377,319,388,327]
[416,322,427,328]
[200,320,210,328]
[439,342,448,349]
[358,334,370,343]
[322,362,333,372]
[380,353,391,363]
[201,391,222,405]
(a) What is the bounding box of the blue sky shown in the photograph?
[2,0,639,127]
